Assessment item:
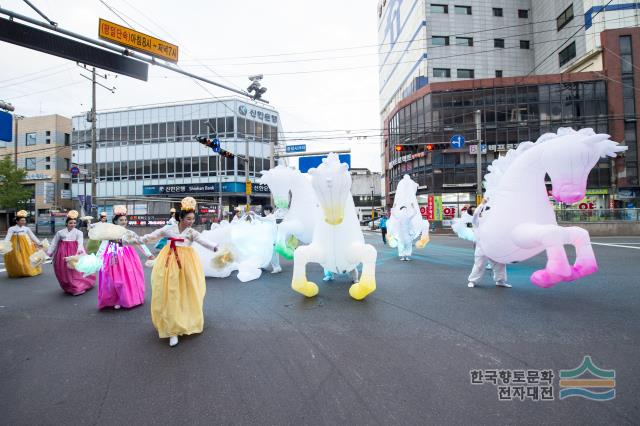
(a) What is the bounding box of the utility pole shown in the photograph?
[90,67,97,215]
[218,154,223,221]
[475,109,482,206]
[245,137,250,209]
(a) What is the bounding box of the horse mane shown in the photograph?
[482,127,619,196]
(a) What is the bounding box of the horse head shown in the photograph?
[308,153,352,225]
[540,128,627,204]
[259,165,299,209]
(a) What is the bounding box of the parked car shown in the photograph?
[366,218,382,228]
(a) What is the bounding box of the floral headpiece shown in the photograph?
[180,197,197,212]
[67,210,79,219]
[16,210,28,218]
[113,205,127,216]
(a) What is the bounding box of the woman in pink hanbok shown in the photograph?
[47,210,95,295]
[96,205,154,310]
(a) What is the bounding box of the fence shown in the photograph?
[555,209,640,222]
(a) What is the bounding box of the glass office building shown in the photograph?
[384,74,614,213]
[71,98,281,214]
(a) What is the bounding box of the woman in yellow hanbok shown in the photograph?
[2,210,43,278]
[139,197,218,347]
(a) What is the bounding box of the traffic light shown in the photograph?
[220,149,234,159]
[211,138,220,153]
[395,144,404,152]
[426,144,433,151]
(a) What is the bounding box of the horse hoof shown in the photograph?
[566,263,599,281]
[349,281,375,300]
[292,280,318,298]
[530,270,562,288]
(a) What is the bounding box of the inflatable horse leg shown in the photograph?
[513,223,596,288]
[562,226,599,281]
[415,220,431,249]
[291,244,321,297]
[347,243,377,300]
[275,220,302,260]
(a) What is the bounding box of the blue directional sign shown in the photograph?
[298,154,351,173]
[450,134,465,149]
[0,111,12,142]
[286,144,306,153]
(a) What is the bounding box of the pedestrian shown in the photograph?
[379,212,389,245]
[138,197,219,347]
[323,268,359,283]
[466,201,511,289]
[96,205,154,310]
[86,211,108,255]
[2,210,43,278]
[47,210,95,295]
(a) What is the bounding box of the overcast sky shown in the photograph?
[0,0,382,171]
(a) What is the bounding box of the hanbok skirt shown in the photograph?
[150,245,206,338]
[4,234,41,278]
[98,243,145,309]
[53,240,95,294]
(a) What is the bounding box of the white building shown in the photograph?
[378,0,534,119]
[350,168,383,222]
[377,0,640,118]
[532,0,640,74]
[71,98,282,215]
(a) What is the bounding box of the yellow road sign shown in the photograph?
[99,18,179,63]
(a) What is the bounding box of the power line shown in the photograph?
[526,0,614,76]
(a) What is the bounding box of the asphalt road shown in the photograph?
[1,234,639,425]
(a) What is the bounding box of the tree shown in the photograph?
[0,155,32,210]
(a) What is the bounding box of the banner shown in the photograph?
[433,195,443,221]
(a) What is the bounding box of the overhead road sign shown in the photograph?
[98,18,178,63]
[0,17,149,81]
[286,144,306,153]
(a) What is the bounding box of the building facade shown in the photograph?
[378,1,640,213]
[0,114,73,218]
[350,168,383,222]
[71,98,282,216]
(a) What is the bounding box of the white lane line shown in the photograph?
[0,260,51,273]
[592,242,640,250]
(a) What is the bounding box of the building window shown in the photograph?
[45,156,50,162]
[65,158,70,170]
[520,40,530,49]
[430,4,448,14]
[431,36,450,46]
[518,9,529,19]
[456,37,473,46]
[46,131,51,136]
[454,5,472,15]
[558,41,576,66]
[557,4,574,31]
[25,132,36,146]
[494,38,505,48]
[495,70,503,77]
[25,158,36,170]
[493,8,503,17]
[46,164,51,170]
[457,69,474,79]
[64,133,70,146]
[46,139,51,144]
[433,68,451,77]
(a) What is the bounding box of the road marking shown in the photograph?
[0,260,51,273]
[592,242,640,250]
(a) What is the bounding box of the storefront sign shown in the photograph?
[143,182,269,196]
[433,195,443,221]
[237,104,278,124]
[127,214,171,226]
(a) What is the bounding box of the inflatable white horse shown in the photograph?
[475,128,626,288]
[291,153,377,300]
[193,214,276,282]
[258,165,320,259]
[386,175,430,260]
